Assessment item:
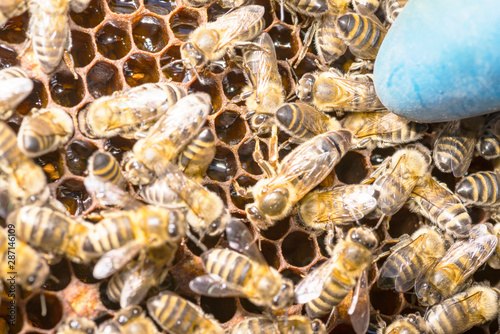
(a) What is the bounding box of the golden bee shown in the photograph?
[190,219,294,310]
[0,66,33,120]
[455,170,500,208]
[377,314,428,334]
[7,205,91,263]
[367,144,432,217]
[296,68,384,113]
[98,306,159,334]
[180,5,265,74]
[230,315,326,334]
[17,107,74,157]
[0,121,48,205]
[177,128,216,183]
[78,82,187,139]
[87,150,127,189]
[237,32,284,134]
[433,116,484,177]
[0,0,27,27]
[28,0,91,73]
[425,285,499,334]
[315,13,348,65]
[415,223,497,306]
[377,226,447,293]
[106,242,178,308]
[409,174,472,238]
[295,227,378,334]
[0,226,50,291]
[477,113,500,159]
[342,111,428,149]
[147,290,224,334]
[236,127,352,230]
[122,92,211,186]
[383,0,409,24]
[275,102,341,143]
[299,184,378,231]
[56,317,97,334]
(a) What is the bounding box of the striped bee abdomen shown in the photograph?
[82,215,136,256]
[202,248,252,287]
[336,13,386,59]
[456,171,500,206]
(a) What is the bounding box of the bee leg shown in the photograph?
[294,21,319,68]
[268,124,280,168]
[232,177,253,198]
[253,138,276,177]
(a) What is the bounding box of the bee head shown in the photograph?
[416,281,441,306]
[250,113,273,133]
[296,73,316,102]
[180,42,207,70]
[271,278,294,310]
[311,319,327,334]
[207,208,230,236]
[25,260,50,291]
[347,227,378,250]
[68,318,97,334]
[121,152,155,186]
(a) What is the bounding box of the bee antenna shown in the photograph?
[160,59,184,70]
[192,68,206,85]
[371,215,388,231]
[325,305,336,329]
[286,59,299,84]
[186,229,208,252]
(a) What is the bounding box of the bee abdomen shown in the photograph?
[434,137,469,173]
[456,171,500,206]
[380,252,423,290]
[178,128,215,177]
[82,216,135,256]
[107,270,126,302]
[384,0,408,23]
[90,151,125,185]
[306,277,352,317]
[276,103,324,140]
[288,0,328,16]
[0,121,21,170]
[148,293,203,333]
[478,131,500,158]
[336,13,385,59]
[202,248,251,286]
[161,83,188,105]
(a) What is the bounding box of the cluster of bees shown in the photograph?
[2,0,500,333]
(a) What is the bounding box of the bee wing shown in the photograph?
[208,5,265,50]
[348,270,370,334]
[434,121,475,177]
[120,262,157,308]
[84,177,139,209]
[315,14,348,64]
[431,290,484,323]
[93,240,145,279]
[226,219,267,264]
[355,112,410,138]
[333,77,384,111]
[189,273,249,298]
[294,254,339,303]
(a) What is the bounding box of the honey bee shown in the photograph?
[368,144,432,217]
[336,6,387,59]
[0,0,27,27]
[0,227,50,291]
[425,285,499,334]
[299,184,378,231]
[122,92,211,186]
[383,0,408,24]
[190,219,294,310]
[487,223,500,269]
[377,226,447,293]
[84,205,185,279]
[353,0,380,13]
[56,317,97,334]
[7,205,92,263]
[78,82,187,139]
[295,227,378,334]
[342,111,428,149]
[477,114,500,159]
[0,121,49,204]
[237,127,352,230]
[377,314,428,334]
[275,102,341,143]
[415,223,497,306]
[455,171,500,208]
[87,150,127,189]
[182,0,251,8]
[98,306,159,334]
[409,174,472,238]
[106,242,178,308]
[315,13,348,65]
[139,163,230,237]
[0,66,33,120]
[147,290,224,334]
[230,315,327,334]
[17,108,74,157]
[177,128,216,183]
[28,0,91,73]
[296,68,384,113]
[238,32,284,134]
[180,5,265,73]
[433,116,485,177]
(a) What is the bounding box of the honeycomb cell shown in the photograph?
[160,45,192,83]
[370,286,402,316]
[387,207,421,239]
[87,62,122,99]
[207,147,237,182]
[145,0,177,15]
[169,9,200,42]
[123,53,159,87]
[70,30,95,68]
[200,296,236,323]
[104,136,135,162]
[16,79,48,115]
[294,55,318,78]
[49,71,85,107]
[215,110,246,146]
[468,207,485,224]
[370,147,396,165]
[238,139,265,175]
[281,231,316,267]
[35,151,64,182]
[279,268,303,285]
[26,292,63,329]
[261,217,291,241]
[108,0,140,14]
[240,298,265,314]
[0,44,19,68]
[56,179,93,215]
[44,259,72,291]
[474,265,500,287]
[268,24,298,61]
[468,155,494,173]
[70,0,105,28]
[253,0,273,28]
[222,69,246,103]
[188,78,222,113]
[207,4,230,22]
[66,140,99,176]
[261,240,280,270]
[230,176,256,211]
[0,12,28,44]
[132,16,168,53]
[278,63,293,97]
[335,151,368,184]
[72,262,100,284]
[331,324,356,334]
[95,21,132,60]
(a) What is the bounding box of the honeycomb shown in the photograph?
[0,1,498,333]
